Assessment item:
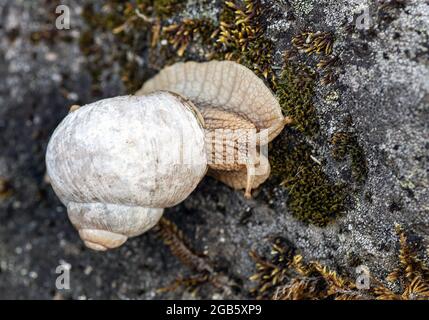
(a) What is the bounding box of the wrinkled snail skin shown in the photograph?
[138,60,291,197]
[46,92,207,251]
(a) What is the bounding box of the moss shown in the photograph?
[291,31,339,86]
[154,0,185,18]
[161,18,217,57]
[155,217,238,296]
[215,0,276,84]
[270,62,366,225]
[276,62,319,136]
[158,0,275,82]
[250,226,429,300]
[292,31,334,56]
[269,56,348,226]
[331,131,368,184]
[270,133,346,226]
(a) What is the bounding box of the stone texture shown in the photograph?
[0,0,428,299]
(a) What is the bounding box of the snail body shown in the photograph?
[47,61,290,250]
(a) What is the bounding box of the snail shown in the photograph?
[137,60,291,197]
[46,60,290,251]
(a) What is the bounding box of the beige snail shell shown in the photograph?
[46,92,207,251]
[137,60,291,197]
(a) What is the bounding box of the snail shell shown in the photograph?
[46,92,207,250]
[138,60,288,196]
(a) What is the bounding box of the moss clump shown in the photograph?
[138,0,185,18]
[154,217,239,296]
[159,0,275,82]
[270,133,346,226]
[292,31,334,56]
[291,31,340,86]
[249,237,295,297]
[161,19,217,57]
[331,131,368,184]
[316,55,340,85]
[216,0,275,84]
[276,62,319,136]
[250,226,429,300]
[270,57,346,226]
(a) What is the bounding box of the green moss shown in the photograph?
[270,60,370,225]
[270,60,368,225]
[292,31,334,56]
[276,62,319,136]
[331,132,368,184]
[137,0,185,18]
[270,134,346,226]
[267,51,352,226]
[161,18,217,57]
[154,0,185,17]
[215,0,275,84]
[211,2,345,226]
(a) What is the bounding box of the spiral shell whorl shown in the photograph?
[67,202,163,251]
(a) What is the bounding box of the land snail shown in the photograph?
[46,60,292,251]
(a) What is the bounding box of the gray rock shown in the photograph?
[0,0,428,299]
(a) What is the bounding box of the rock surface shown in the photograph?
[0,0,428,299]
